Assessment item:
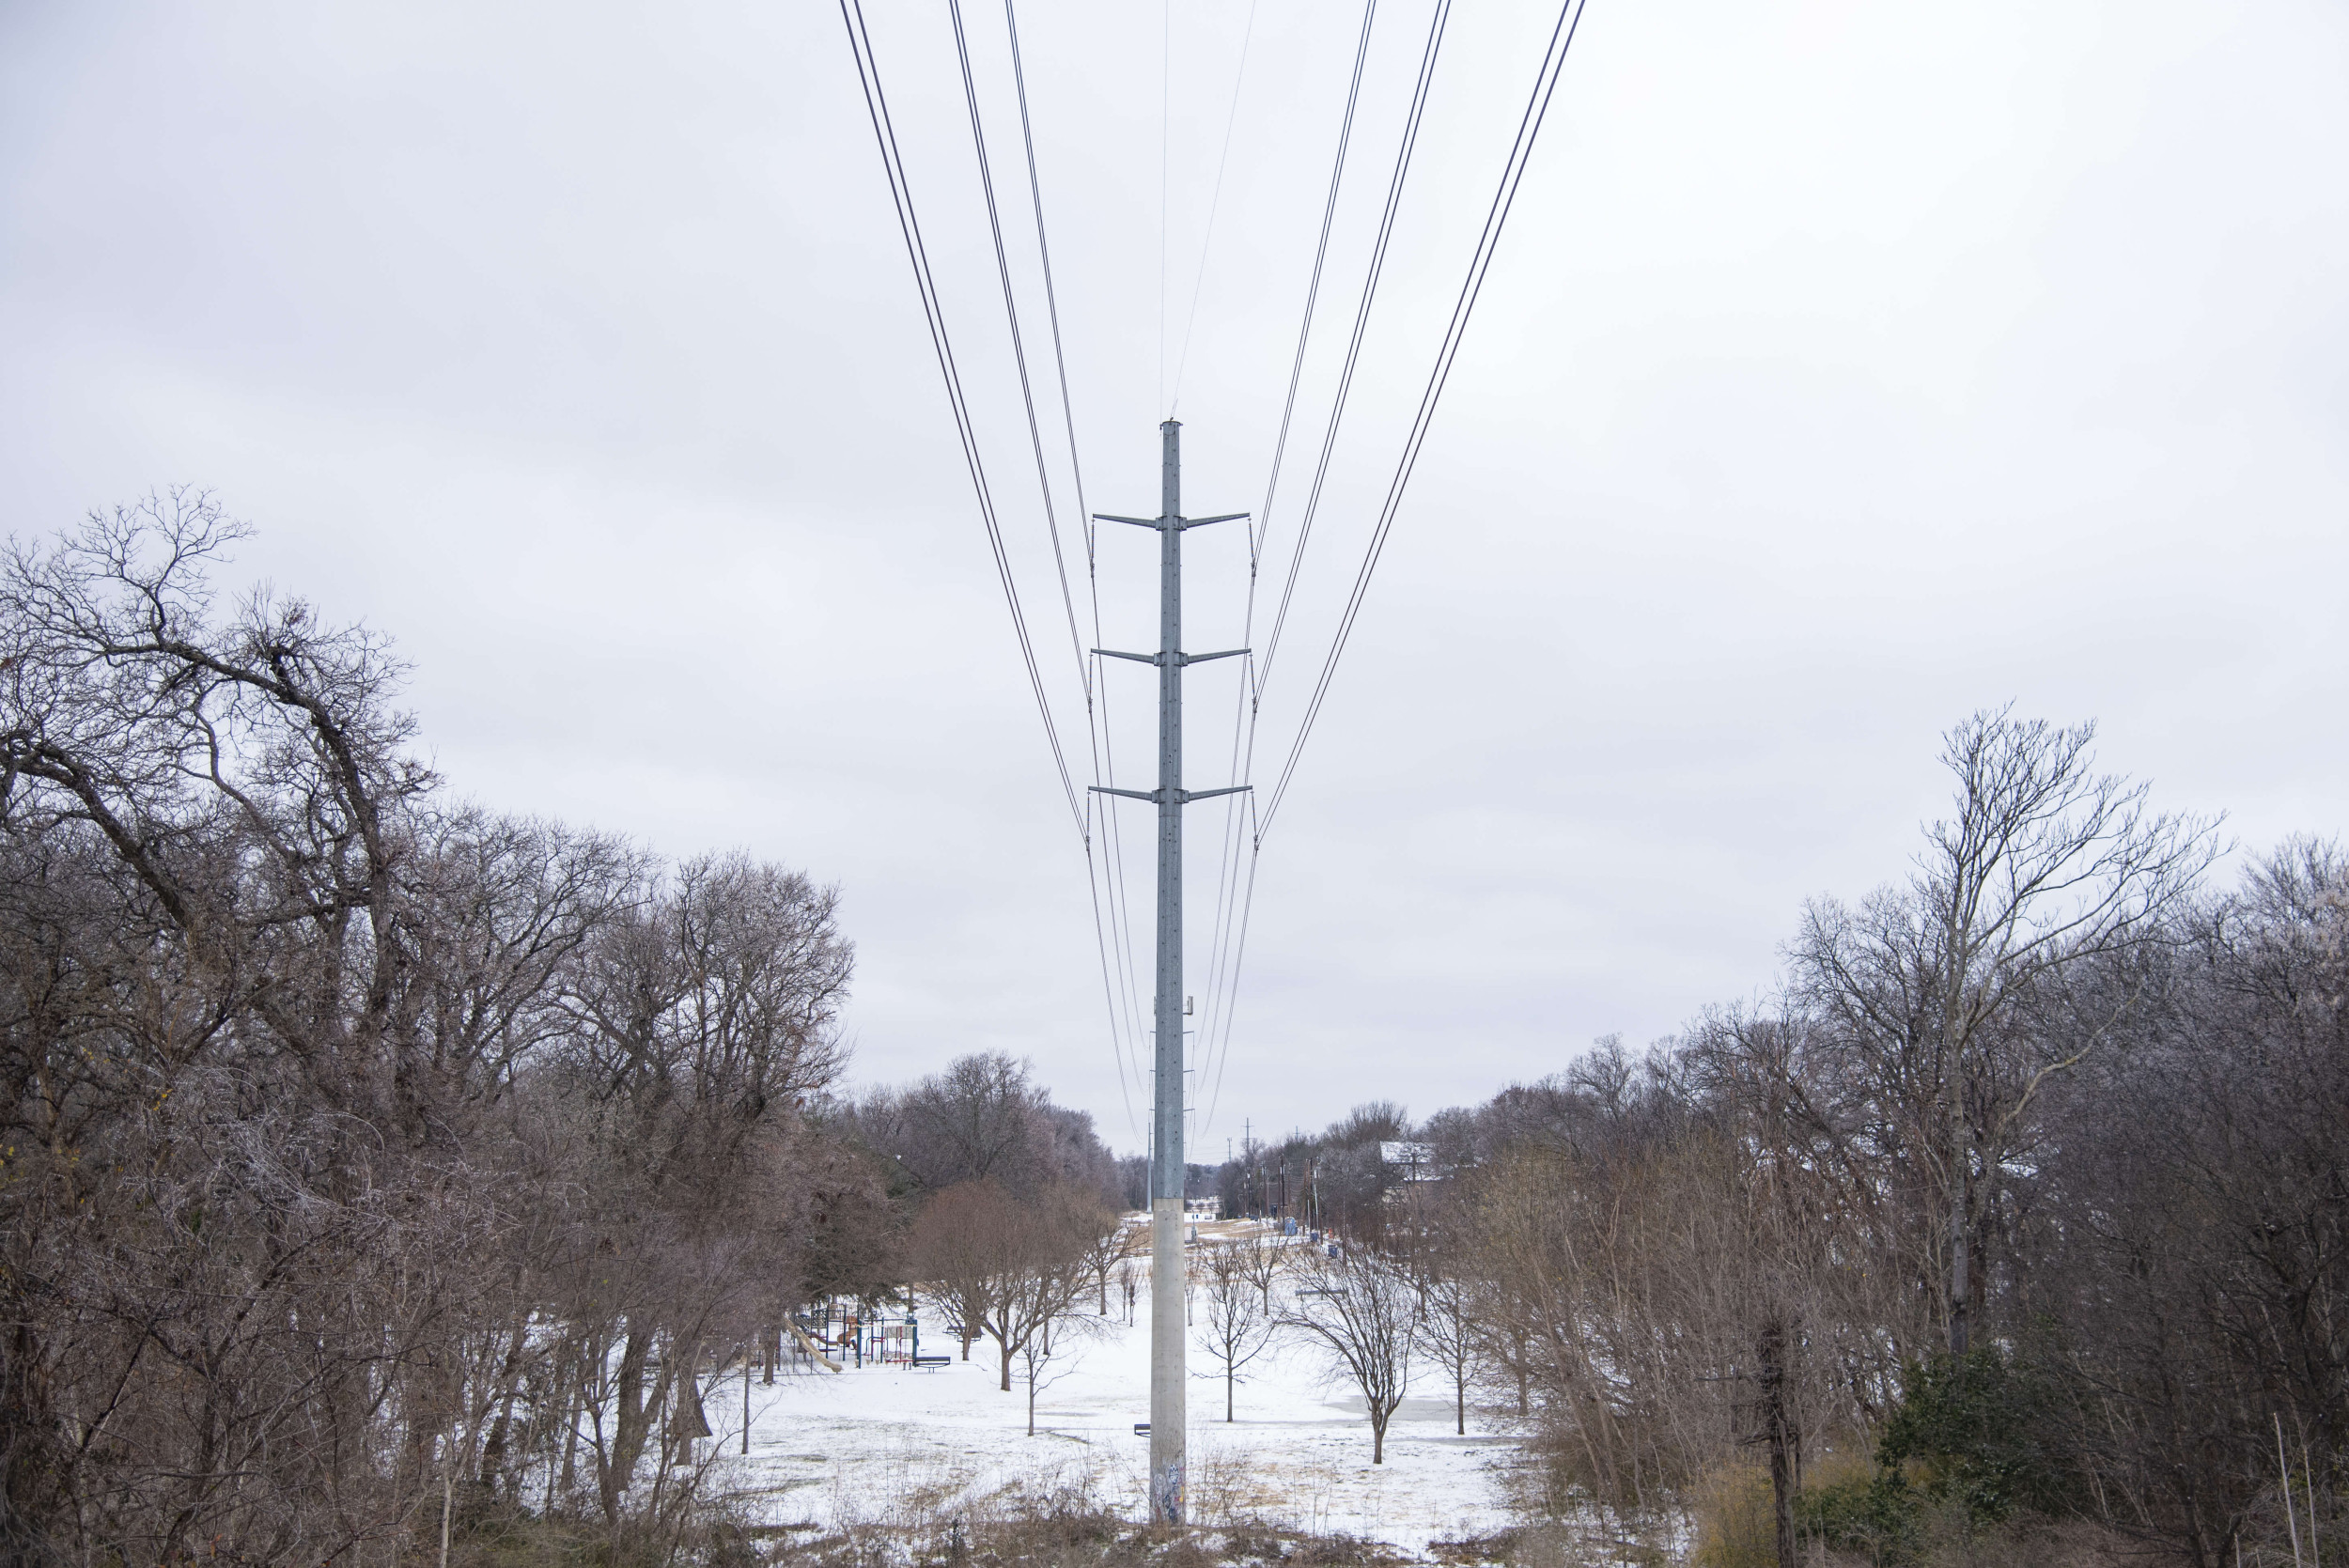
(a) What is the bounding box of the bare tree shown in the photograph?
[1410,1248,1481,1437]
[1281,1245,1419,1464]
[977,1187,1112,1394]
[1790,707,2217,1354]
[1193,1241,1276,1421]
[0,496,867,1559]
[902,1052,1047,1187]
[907,1182,1008,1363]
[1015,1302,1097,1437]
[1231,1222,1287,1313]
[2019,839,2349,1562]
[1080,1214,1136,1316]
[907,1180,1107,1391]
[1114,1254,1141,1325]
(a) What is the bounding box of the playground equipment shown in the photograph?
[866,1316,920,1366]
[786,1318,841,1373]
[789,1297,927,1370]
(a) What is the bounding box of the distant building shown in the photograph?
[1379,1141,1442,1213]
[1182,1195,1221,1219]
[1377,1141,1435,1176]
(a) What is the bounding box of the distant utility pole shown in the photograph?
[1242,1118,1253,1217]
[1091,420,1246,1528]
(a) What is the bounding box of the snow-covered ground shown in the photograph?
[713,1230,1528,1555]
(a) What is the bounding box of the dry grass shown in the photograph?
[752,1447,1440,1568]
[1680,1451,2152,1568]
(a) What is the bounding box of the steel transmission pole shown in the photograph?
[1090,420,1246,1527]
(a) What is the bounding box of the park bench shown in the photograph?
[911,1355,952,1370]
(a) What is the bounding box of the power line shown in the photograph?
[1250,0,1379,577]
[846,0,1597,1151]
[1198,790,1263,1137]
[1081,796,1141,1137]
[947,0,1088,695]
[836,0,1084,833]
[1206,0,1599,1122]
[1191,0,1378,1126]
[1255,0,1454,698]
[1261,0,1596,834]
[1197,0,1434,1126]
[997,0,1164,1141]
[952,0,1150,1137]
[1001,0,1096,626]
[1012,7,1155,1136]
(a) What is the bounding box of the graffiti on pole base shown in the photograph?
[1152,1461,1184,1527]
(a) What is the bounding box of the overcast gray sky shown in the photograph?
[5,0,2343,1155]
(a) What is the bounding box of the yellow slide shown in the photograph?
[787,1319,843,1374]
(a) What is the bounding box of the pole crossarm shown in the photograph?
[1088,784,1253,806]
[1091,511,1251,532]
[1093,647,1251,668]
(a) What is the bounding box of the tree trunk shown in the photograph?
[668,1340,712,1466]
[1949,1114,1971,1357]
[558,1370,580,1499]
[477,1321,532,1498]
[1945,982,1972,1358]
[1759,1316,1797,1568]
[602,1325,658,1522]
[1372,1408,1387,1465]
[1455,1373,1466,1436]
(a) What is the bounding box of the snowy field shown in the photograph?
[711,1229,1530,1556]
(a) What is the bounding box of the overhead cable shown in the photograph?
[836,0,1085,834]
[999,0,1158,1137]
[947,0,1090,698]
[1194,0,1387,1135]
[1004,0,1156,1103]
[1248,0,1379,578]
[951,0,1151,1132]
[1254,0,1454,699]
[1208,0,1600,1119]
[1261,0,1596,834]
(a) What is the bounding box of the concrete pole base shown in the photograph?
[1148,1195,1185,1525]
